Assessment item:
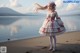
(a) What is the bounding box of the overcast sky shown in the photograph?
[0,0,80,14]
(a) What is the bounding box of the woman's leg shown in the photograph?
[52,34,56,51]
[49,35,53,50]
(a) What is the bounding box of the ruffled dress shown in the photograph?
[39,11,65,36]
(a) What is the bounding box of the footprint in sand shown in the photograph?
[41,46,47,49]
[37,46,47,49]
[70,50,76,53]
[72,51,76,53]
[77,40,80,41]
[26,51,30,53]
[26,50,32,53]
[66,40,69,42]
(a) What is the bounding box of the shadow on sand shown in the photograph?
[0,43,80,53]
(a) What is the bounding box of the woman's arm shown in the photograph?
[55,11,60,19]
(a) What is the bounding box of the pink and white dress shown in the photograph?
[39,11,65,36]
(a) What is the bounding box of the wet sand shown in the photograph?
[0,31,80,53]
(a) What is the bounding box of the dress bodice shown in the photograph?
[47,11,58,20]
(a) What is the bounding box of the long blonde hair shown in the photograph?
[35,2,56,12]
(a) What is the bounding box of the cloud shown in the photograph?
[9,0,22,7]
[0,4,5,7]
[0,0,22,7]
[66,3,78,11]
[55,0,63,8]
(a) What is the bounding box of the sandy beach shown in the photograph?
[0,31,80,53]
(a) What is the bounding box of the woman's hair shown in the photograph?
[35,2,56,11]
[47,2,56,10]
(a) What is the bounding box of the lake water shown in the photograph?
[0,15,80,42]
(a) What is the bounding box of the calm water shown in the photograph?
[0,15,80,42]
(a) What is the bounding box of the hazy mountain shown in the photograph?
[0,7,25,16]
[0,7,45,16]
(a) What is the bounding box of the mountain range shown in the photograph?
[0,7,45,16]
[0,7,79,16]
